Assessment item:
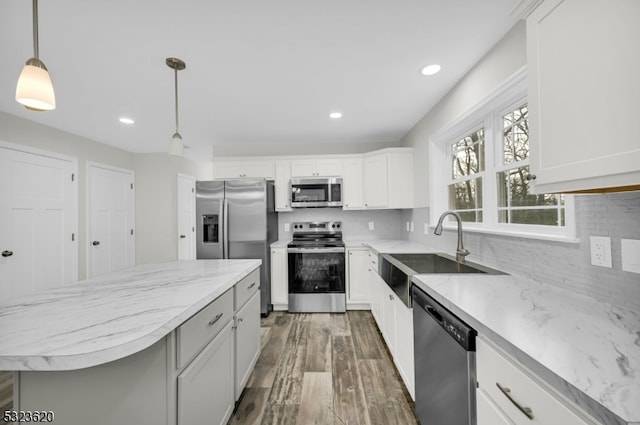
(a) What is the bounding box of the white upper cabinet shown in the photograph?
[363,153,389,208]
[290,158,341,177]
[527,0,640,193]
[363,148,414,209]
[342,157,364,209]
[274,160,292,211]
[213,160,275,179]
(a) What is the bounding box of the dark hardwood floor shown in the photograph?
[230,311,419,425]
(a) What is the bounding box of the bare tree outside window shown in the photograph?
[497,104,564,226]
[448,129,484,222]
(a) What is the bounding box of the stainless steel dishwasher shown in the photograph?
[412,284,477,425]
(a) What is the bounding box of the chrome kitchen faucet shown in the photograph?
[434,211,470,263]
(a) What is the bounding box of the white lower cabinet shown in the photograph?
[477,337,599,425]
[178,322,235,425]
[367,249,414,399]
[234,291,261,400]
[270,246,288,310]
[347,248,370,308]
[477,387,515,425]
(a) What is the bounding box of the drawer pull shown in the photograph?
[208,313,224,326]
[496,382,534,420]
[248,282,257,290]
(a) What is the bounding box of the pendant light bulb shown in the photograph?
[166,57,186,156]
[16,0,56,111]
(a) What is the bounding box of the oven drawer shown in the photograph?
[176,288,234,369]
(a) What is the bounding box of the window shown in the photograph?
[496,104,565,227]
[431,69,575,240]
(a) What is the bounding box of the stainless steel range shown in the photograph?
[287,221,346,313]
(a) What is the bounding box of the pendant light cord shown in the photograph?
[174,68,179,134]
[32,0,39,59]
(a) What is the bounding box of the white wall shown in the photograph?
[0,111,135,279]
[213,140,400,157]
[402,21,527,207]
[133,154,211,265]
[398,21,640,311]
[0,111,212,278]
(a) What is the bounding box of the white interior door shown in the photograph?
[0,143,77,301]
[177,174,196,260]
[87,163,134,278]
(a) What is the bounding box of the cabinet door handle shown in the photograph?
[2,250,13,257]
[92,241,100,246]
[496,382,534,420]
[180,235,186,239]
[208,313,224,326]
[525,174,537,181]
[248,282,256,290]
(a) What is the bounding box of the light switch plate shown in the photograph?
[368,221,375,231]
[410,222,414,232]
[284,223,290,232]
[424,223,429,235]
[590,236,612,268]
[621,239,640,273]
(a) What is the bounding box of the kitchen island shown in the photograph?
[0,259,262,425]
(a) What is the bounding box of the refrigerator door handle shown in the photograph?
[223,198,229,259]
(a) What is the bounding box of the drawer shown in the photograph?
[177,288,234,369]
[234,268,260,310]
[476,337,595,425]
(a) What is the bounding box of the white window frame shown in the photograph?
[429,67,577,242]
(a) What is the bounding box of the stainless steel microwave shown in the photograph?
[290,177,342,208]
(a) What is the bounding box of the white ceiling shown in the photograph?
[0,0,519,161]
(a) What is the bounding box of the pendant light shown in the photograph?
[15,0,56,111]
[166,57,186,156]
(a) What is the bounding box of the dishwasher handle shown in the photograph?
[425,304,443,324]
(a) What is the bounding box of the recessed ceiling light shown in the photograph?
[420,64,441,76]
[119,117,135,125]
[329,112,342,119]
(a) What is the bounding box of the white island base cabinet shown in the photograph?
[15,268,261,425]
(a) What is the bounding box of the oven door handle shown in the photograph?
[287,247,345,254]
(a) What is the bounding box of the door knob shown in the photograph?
[180,235,186,239]
[92,241,100,246]
[1,250,13,257]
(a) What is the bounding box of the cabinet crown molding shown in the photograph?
[509,0,545,19]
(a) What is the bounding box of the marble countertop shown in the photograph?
[0,259,261,371]
[355,239,637,425]
[345,239,435,254]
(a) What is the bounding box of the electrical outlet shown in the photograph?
[284,223,290,232]
[590,236,612,268]
[621,239,640,273]
[368,221,375,231]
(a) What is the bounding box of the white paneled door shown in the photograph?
[87,163,134,278]
[177,173,195,260]
[0,143,77,301]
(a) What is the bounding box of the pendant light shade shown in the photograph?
[166,57,186,156]
[169,132,184,156]
[16,0,56,111]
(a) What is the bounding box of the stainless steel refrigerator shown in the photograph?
[196,179,278,316]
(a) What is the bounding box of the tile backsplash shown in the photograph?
[404,192,640,311]
[277,208,404,241]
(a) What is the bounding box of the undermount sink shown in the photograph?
[378,253,506,307]
[387,253,505,275]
